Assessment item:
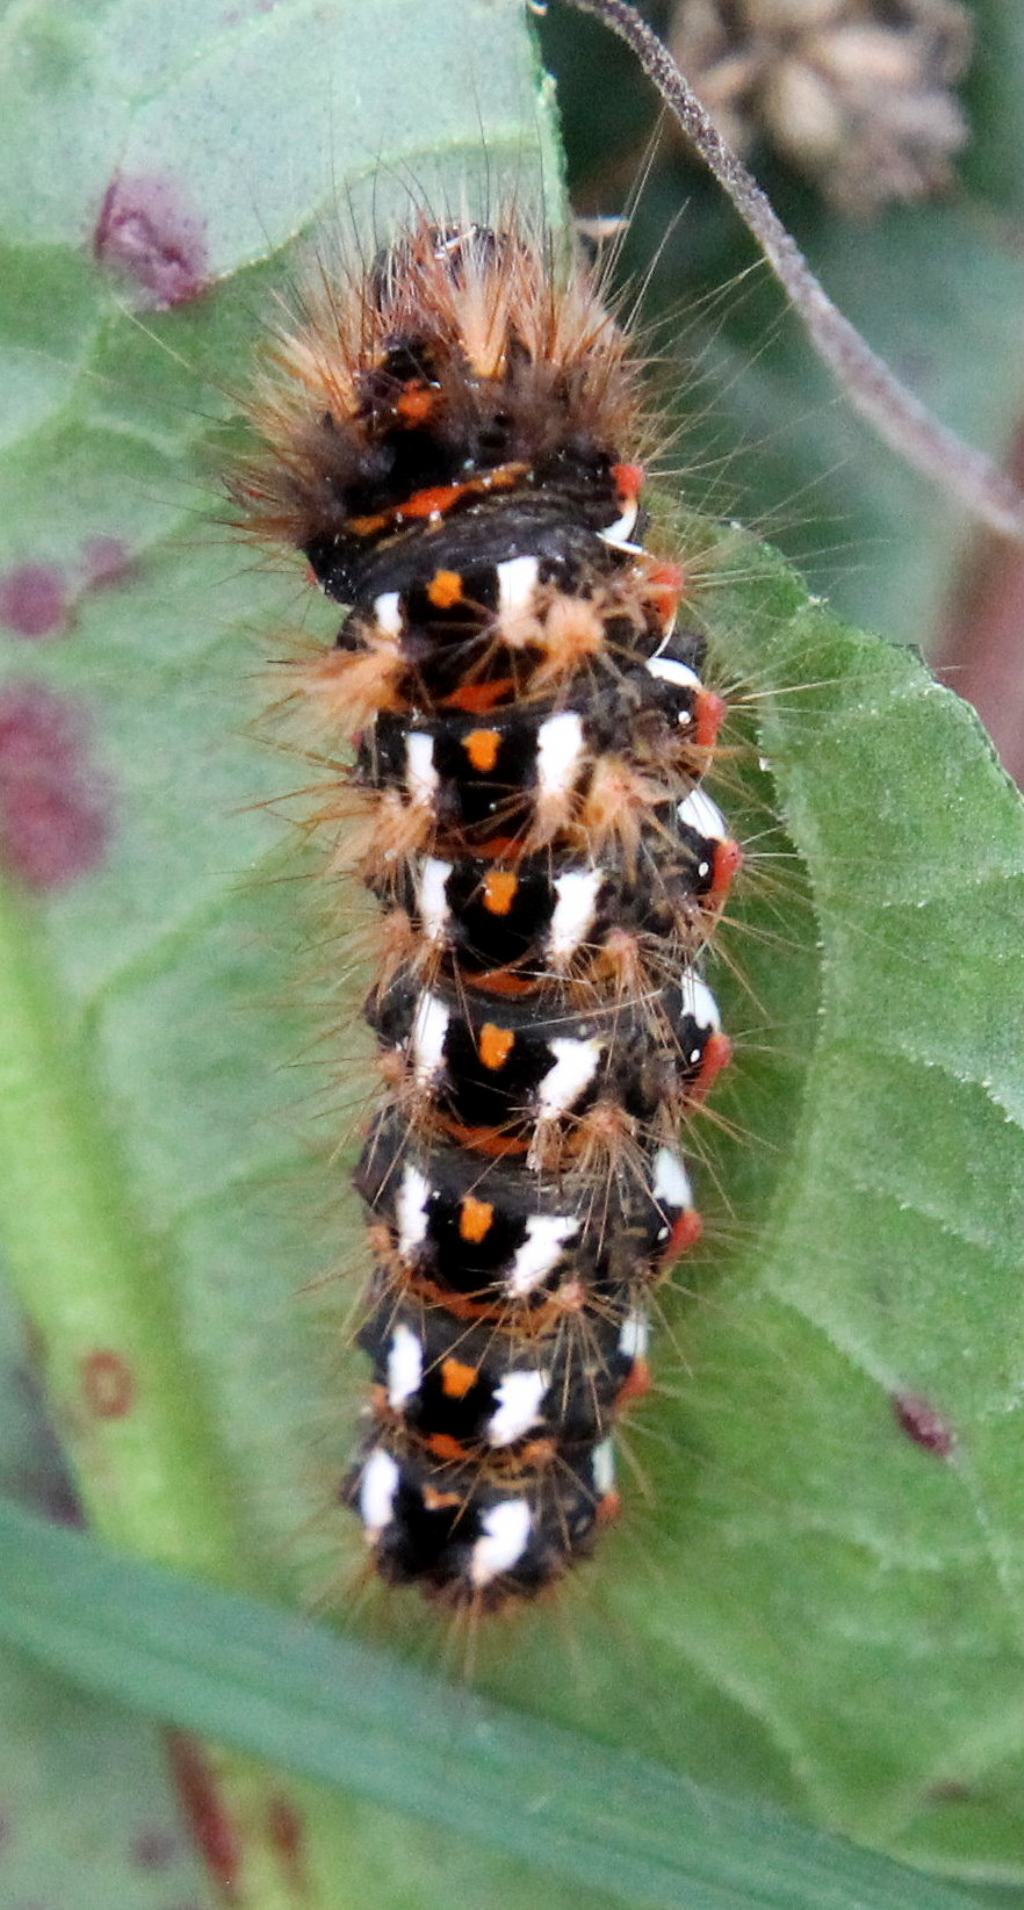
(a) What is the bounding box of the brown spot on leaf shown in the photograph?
[95,174,208,308]
[927,1779,973,1804]
[0,563,68,639]
[82,1349,136,1419]
[0,682,113,890]
[168,1733,242,1903]
[267,1794,307,1893]
[893,1392,956,1458]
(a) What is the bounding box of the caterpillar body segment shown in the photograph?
[234,217,738,1607]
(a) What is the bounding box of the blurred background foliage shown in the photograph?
[539,0,1024,778]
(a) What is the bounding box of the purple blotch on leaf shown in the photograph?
[81,536,133,591]
[95,174,208,308]
[132,1826,180,1870]
[0,564,68,640]
[0,682,113,890]
[893,1392,956,1459]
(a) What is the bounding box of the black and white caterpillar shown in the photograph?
[233,216,740,1608]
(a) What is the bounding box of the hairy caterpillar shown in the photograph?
[232,215,740,1608]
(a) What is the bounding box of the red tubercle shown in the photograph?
[596,1489,622,1525]
[81,1349,136,1419]
[617,1356,651,1406]
[644,560,686,624]
[710,838,743,906]
[612,461,645,502]
[694,689,727,751]
[663,1208,703,1265]
[691,1030,733,1103]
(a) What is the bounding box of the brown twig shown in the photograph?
[935,421,1024,783]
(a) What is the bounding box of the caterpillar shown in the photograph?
[233,215,741,1609]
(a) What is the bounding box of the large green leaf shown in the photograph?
[2,0,1024,1904]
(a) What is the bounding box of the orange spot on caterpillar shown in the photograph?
[478,1022,515,1070]
[441,1358,478,1399]
[82,1349,135,1419]
[469,967,543,997]
[396,384,438,425]
[463,727,501,772]
[434,1116,529,1158]
[441,677,515,713]
[482,869,518,914]
[459,1195,494,1242]
[427,568,463,608]
[428,1433,472,1462]
[422,1486,462,1511]
[348,465,526,537]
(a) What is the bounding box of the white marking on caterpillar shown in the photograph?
[618,1309,649,1360]
[497,554,540,617]
[592,1437,616,1497]
[597,499,639,548]
[548,866,602,962]
[506,1213,580,1295]
[386,1323,423,1408]
[373,591,403,637]
[469,1498,533,1586]
[681,970,721,1032]
[653,1146,694,1216]
[405,731,438,807]
[410,991,449,1087]
[646,656,700,693]
[536,710,585,802]
[487,1369,550,1446]
[395,1163,431,1258]
[417,856,452,941]
[646,654,700,724]
[678,786,726,841]
[359,1447,400,1537]
[536,1035,603,1120]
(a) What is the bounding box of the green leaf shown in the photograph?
[3,1,1024,1905]
[0,1497,987,1910]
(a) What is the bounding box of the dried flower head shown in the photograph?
[670,0,974,216]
